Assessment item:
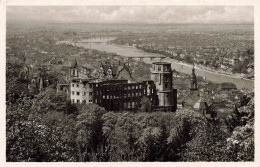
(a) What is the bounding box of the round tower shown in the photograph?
[151,62,176,110]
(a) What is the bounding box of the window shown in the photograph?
[158,65,161,71]
[132,102,135,108]
[77,100,80,103]
[132,93,135,97]
[124,103,127,109]
[83,92,86,96]
[90,84,93,88]
[103,95,106,99]
[82,100,86,103]
[77,92,80,96]
[128,102,131,108]
[72,91,74,95]
[72,84,74,87]
[89,92,93,96]
[165,66,168,71]
[77,84,79,87]
[89,100,93,103]
[72,99,75,103]
[124,94,127,98]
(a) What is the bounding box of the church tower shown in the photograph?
[190,65,198,90]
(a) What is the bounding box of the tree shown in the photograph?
[140,96,152,112]
[76,104,106,161]
[31,87,68,114]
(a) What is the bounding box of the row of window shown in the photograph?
[101,85,142,92]
[101,92,143,99]
[72,83,95,88]
[153,65,170,71]
[72,91,93,96]
[72,99,93,104]
[72,83,79,87]
[123,102,138,109]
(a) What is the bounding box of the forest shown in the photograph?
[6,62,254,162]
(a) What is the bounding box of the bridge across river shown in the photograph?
[73,41,254,90]
[129,56,167,61]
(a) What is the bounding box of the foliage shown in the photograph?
[76,104,106,161]
[6,62,254,161]
[225,95,254,161]
[140,96,152,112]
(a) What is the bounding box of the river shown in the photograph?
[74,42,254,90]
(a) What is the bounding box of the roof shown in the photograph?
[184,90,200,107]
[152,62,171,65]
[101,64,122,77]
[193,99,208,110]
[220,82,237,90]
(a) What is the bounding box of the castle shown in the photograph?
[58,59,177,112]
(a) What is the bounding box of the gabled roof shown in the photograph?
[184,90,200,107]
[115,64,134,82]
[193,99,207,110]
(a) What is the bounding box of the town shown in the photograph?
[6,18,254,162]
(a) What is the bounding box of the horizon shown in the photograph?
[7,6,254,25]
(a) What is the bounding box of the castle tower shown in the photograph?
[151,62,177,112]
[190,65,198,90]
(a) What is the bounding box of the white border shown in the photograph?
[0,0,259,167]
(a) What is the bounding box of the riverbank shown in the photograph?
[57,40,254,90]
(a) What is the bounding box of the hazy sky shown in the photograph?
[7,6,254,24]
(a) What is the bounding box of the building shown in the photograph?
[68,60,177,112]
[220,82,237,90]
[70,59,92,79]
[184,66,208,113]
[151,62,177,112]
[70,78,157,111]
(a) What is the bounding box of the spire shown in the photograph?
[192,63,195,74]
[190,65,198,90]
[71,58,78,68]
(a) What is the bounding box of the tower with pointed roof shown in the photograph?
[190,65,198,90]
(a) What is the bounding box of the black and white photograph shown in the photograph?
[3,0,257,164]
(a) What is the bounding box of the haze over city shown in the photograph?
[7,6,253,24]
